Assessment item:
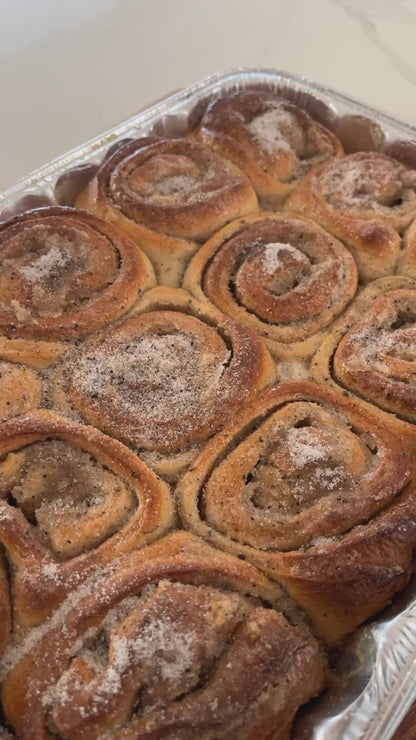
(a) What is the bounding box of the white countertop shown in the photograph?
[0,0,415,191]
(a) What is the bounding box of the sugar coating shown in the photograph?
[261,242,305,275]
[71,329,231,446]
[247,107,296,157]
[20,245,72,283]
[319,155,416,215]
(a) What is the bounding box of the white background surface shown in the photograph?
[0,0,416,190]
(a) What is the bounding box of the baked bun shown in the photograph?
[312,275,416,425]
[76,137,258,285]
[0,410,174,630]
[56,287,276,480]
[183,212,357,376]
[285,152,416,281]
[179,381,416,643]
[194,91,343,207]
[0,206,155,341]
[1,532,325,740]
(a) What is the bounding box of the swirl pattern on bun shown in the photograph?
[76,137,258,285]
[179,381,416,643]
[1,532,325,740]
[194,91,343,207]
[183,213,357,374]
[285,152,416,281]
[312,276,416,425]
[63,287,276,479]
[0,410,174,630]
[0,207,155,341]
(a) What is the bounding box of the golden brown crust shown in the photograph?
[178,381,416,643]
[0,336,66,425]
[76,137,258,286]
[183,212,358,375]
[312,276,416,427]
[61,286,276,479]
[0,361,42,422]
[0,336,65,369]
[1,532,325,740]
[194,91,343,208]
[0,552,10,656]
[398,217,416,278]
[285,152,416,282]
[0,206,156,341]
[0,410,174,630]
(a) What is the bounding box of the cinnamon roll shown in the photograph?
[194,90,343,208]
[0,206,155,342]
[62,286,276,479]
[312,276,416,425]
[0,410,174,630]
[1,532,325,740]
[183,213,357,376]
[76,137,258,286]
[285,152,416,282]
[178,381,416,644]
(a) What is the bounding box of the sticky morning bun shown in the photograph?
[0,532,325,740]
[55,287,276,480]
[76,137,258,286]
[183,212,357,376]
[0,410,174,631]
[193,90,343,208]
[312,275,416,425]
[0,206,155,342]
[284,152,416,282]
[178,381,416,644]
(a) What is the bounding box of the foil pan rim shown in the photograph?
[1,67,415,207]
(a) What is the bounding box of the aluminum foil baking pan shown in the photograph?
[0,69,416,740]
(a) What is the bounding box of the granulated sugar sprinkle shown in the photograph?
[247,107,295,157]
[261,242,305,275]
[72,330,231,443]
[20,246,71,283]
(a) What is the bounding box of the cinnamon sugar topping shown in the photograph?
[71,322,231,447]
[261,242,306,275]
[247,107,296,156]
[0,224,119,320]
[319,153,416,217]
[40,581,249,717]
[20,244,72,283]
